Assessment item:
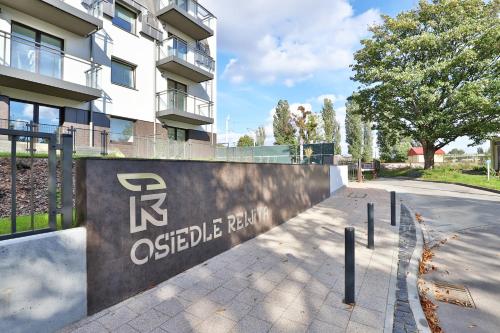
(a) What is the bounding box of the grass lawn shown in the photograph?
[0,212,76,236]
[379,167,500,191]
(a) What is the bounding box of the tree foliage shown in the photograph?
[237,135,254,147]
[273,100,296,145]
[345,100,364,160]
[448,148,465,155]
[256,126,266,146]
[321,98,342,154]
[294,106,320,144]
[377,128,413,162]
[351,0,500,169]
[363,122,374,162]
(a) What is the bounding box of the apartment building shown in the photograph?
[0,0,216,156]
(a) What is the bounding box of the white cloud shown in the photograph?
[203,0,381,86]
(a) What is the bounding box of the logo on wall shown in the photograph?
[117,173,168,233]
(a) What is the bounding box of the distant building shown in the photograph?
[491,137,500,171]
[407,147,445,164]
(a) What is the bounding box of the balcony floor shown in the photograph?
[0,65,102,102]
[157,108,214,126]
[156,56,214,83]
[0,0,102,36]
[156,4,213,40]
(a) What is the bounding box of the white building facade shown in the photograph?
[0,0,217,157]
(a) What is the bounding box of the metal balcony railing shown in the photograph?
[0,30,102,89]
[158,36,215,73]
[156,89,214,119]
[158,0,215,30]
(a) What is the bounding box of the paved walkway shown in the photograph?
[61,186,399,333]
[366,179,500,333]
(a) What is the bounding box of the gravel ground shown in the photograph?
[0,157,74,218]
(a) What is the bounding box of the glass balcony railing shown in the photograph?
[158,36,215,73]
[57,0,104,19]
[158,0,215,30]
[156,89,214,119]
[0,30,101,90]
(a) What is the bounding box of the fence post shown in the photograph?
[391,191,396,226]
[61,134,73,229]
[344,227,355,304]
[10,135,17,234]
[47,136,57,231]
[367,203,374,249]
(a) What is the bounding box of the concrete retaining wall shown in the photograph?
[330,165,348,193]
[0,228,87,333]
[77,159,331,314]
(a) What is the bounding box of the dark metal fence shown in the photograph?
[0,127,73,240]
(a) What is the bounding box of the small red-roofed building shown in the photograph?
[407,147,445,164]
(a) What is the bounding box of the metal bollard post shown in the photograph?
[367,203,374,249]
[390,191,396,226]
[344,227,355,304]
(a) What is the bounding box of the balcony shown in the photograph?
[0,31,102,102]
[157,36,214,83]
[156,89,214,126]
[0,0,103,36]
[156,0,214,40]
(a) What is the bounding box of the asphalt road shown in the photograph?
[365,179,500,333]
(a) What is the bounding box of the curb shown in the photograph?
[402,203,431,333]
[388,177,500,195]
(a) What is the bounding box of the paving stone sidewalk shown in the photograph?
[61,185,398,333]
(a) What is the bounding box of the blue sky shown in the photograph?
[202,0,487,153]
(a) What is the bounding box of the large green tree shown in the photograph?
[273,100,296,145]
[351,0,500,169]
[321,98,342,154]
[362,122,374,162]
[237,135,254,147]
[345,100,364,160]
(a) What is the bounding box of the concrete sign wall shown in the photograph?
[76,159,330,314]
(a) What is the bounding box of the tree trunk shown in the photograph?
[423,144,437,170]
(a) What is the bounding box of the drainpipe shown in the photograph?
[153,39,157,156]
[89,32,94,147]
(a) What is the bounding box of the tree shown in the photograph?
[345,100,363,160]
[273,100,296,145]
[362,122,374,162]
[477,147,484,154]
[377,128,412,162]
[293,106,310,144]
[448,148,465,155]
[305,113,320,144]
[237,135,254,147]
[256,126,266,146]
[293,106,320,144]
[351,0,500,169]
[321,98,342,154]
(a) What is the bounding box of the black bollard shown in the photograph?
[344,227,355,304]
[367,203,374,249]
[390,191,396,226]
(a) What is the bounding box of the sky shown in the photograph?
[202,0,489,154]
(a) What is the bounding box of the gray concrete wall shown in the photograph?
[76,159,330,314]
[0,228,87,333]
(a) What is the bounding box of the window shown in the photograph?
[9,100,61,133]
[167,127,187,141]
[110,117,134,143]
[112,3,136,33]
[11,22,63,79]
[111,59,135,88]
